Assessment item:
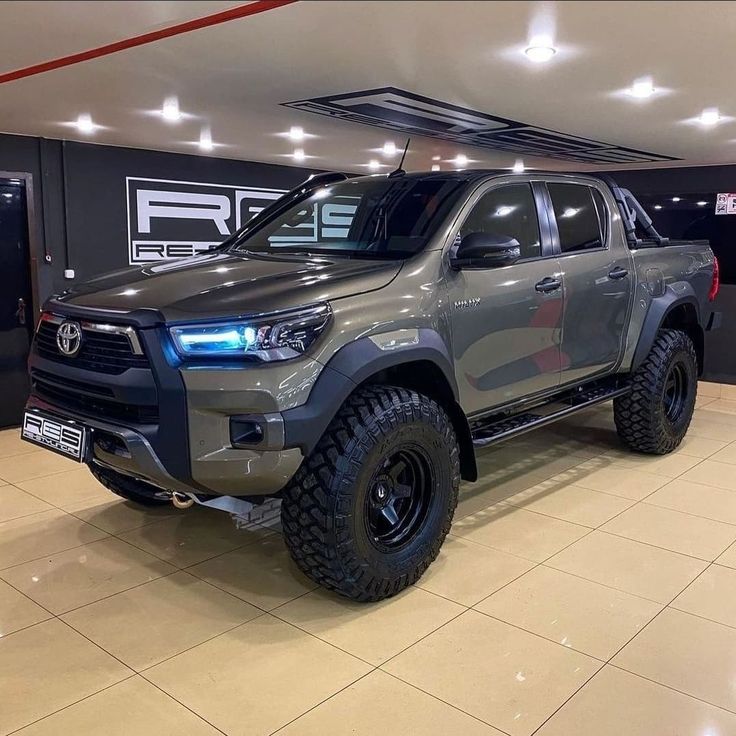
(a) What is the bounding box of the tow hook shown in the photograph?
[171,491,195,510]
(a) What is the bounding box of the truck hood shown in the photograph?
[55,251,402,322]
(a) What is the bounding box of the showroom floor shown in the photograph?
[3,383,736,735]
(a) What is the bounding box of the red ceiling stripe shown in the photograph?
[0,0,298,85]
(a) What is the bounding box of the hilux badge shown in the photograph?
[56,321,83,357]
[454,298,481,310]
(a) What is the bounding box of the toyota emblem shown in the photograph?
[56,321,83,357]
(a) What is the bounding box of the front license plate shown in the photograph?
[21,411,88,461]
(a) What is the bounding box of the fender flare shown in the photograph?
[282,329,465,457]
[631,284,701,372]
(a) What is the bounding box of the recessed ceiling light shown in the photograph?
[289,126,305,141]
[672,197,681,202]
[162,97,181,122]
[697,200,708,206]
[524,43,556,63]
[75,113,96,134]
[512,159,525,173]
[454,154,468,168]
[292,148,305,162]
[654,205,663,210]
[432,155,441,161]
[698,108,721,126]
[431,164,440,172]
[199,128,214,152]
[382,141,397,156]
[627,77,655,99]
[368,160,380,171]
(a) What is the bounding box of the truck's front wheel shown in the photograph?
[280,386,460,601]
[614,329,698,454]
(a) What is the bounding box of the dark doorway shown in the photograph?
[0,178,33,427]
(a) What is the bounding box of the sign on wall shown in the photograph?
[716,193,736,215]
[126,177,287,264]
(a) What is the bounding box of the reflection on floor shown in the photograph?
[2,381,736,735]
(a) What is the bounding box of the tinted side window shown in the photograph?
[548,183,605,253]
[459,184,541,260]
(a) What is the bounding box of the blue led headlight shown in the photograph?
[168,304,331,361]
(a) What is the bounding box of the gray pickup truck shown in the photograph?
[22,170,720,600]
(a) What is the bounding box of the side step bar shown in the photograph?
[471,382,630,449]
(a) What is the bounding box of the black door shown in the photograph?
[0,180,33,428]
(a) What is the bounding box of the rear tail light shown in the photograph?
[708,256,720,302]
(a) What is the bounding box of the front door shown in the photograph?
[545,181,633,384]
[447,181,563,415]
[0,179,33,427]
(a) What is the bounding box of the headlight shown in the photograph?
[168,304,331,361]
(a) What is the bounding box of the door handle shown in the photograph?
[608,267,629,280]
[535,277,562,293]
[15,298,26,326]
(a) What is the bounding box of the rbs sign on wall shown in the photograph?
[126,177,287,264]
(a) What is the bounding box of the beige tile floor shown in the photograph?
[3,383,736,734]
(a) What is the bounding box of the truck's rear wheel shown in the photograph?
[89,464,170,507]
[280,385,460,601]
[614,329,697,454]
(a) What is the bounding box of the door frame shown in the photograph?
[0,170,42,326]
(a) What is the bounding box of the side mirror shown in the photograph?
[451,232,521,269]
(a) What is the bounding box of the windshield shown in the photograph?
[230,176,466,259]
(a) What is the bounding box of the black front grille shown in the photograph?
[35,320,149,374]
[32,373,159,424]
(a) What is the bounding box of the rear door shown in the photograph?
[446,178,563,415]
[544,179,633,384]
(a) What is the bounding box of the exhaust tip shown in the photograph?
[171,491,195,510]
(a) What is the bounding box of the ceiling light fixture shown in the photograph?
[382,141,397,156]
[431,164,440,172]
[697,200,708,206]
[654,205,663,210]
[75,113,96,134]
[292,148,305,162]
[162,97,182,122]
[672,197,681,202]
[627,77,655,98]
[289,126,304,141]
[524,38,557,63]
[368,159,380,171]
[199,128,214,152]
[512,159,525,173]
[432,155,441,161]
[454,153,468,168]
[698,108,721,126]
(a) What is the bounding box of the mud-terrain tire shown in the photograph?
[614,329,698,454]
[89,463,170,506]
[280,385,460,601]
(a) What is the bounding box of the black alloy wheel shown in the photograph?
[365,447,432,551]
[663,360,689,423]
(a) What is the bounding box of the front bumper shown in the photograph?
[25,393,304,496]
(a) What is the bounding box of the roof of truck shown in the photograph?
[351,169,602,183]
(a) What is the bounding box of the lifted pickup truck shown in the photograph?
[23,170,720,600]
